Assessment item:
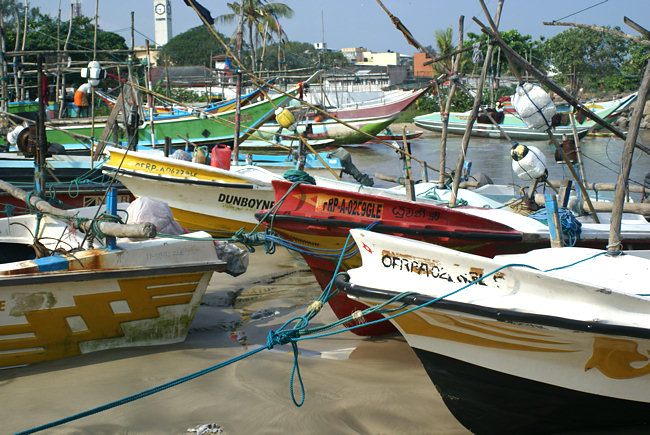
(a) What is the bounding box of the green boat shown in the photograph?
[43,90,294,154]
[414,93,637,141]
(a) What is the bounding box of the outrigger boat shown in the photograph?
[335,229,650,434]
[37,77,311,154]
[0,191,244,368]
[259,87,432,145]
[256,180,650,336]
[414,93,637,140]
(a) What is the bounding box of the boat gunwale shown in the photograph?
[334,273,650,341]
[0,261,226,287]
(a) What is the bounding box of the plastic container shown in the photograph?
[210,144,231,170]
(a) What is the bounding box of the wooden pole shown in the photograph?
[232,4,245,165]
[608,59,650,254]
[59,4,73,118]
[450,0,504,207]
[20,0,27,101]
[0,10,8,124]
[403,126,415,201]
[570,113,588,185]
[36,55,46,195]
[438,16,464,188]
[145,40,156,147]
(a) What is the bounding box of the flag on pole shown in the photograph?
[183,0,214,25]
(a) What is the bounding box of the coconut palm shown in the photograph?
[217,1,293,72]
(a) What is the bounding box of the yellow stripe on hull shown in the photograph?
[171,207,259,235]
[106,149,252,184]
[0,272,207,367]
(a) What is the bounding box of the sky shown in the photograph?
[24,0,650,54]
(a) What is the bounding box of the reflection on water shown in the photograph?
[343,130,650,202]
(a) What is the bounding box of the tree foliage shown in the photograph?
[159,26,229,67]
[542,27,648,92]
[217,1,293,72]
[463,29,544,75]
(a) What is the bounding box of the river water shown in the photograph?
[344,126,650,203]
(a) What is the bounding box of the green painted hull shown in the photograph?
[45,92,292,153]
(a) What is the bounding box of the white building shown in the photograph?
[153,0,172,46]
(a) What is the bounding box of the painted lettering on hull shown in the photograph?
[316,194,383,219]
[133,162,198,178]
[380,249,503,286]
[217,193,274,210]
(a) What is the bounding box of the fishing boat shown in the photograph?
[35,76,314,154]
[335,229,650,434]
[256,179,650,336]
[102,146,279,235]
[413,93,637,140]
[0,191,243,368]
[361,128,423,144]
[259,87,432,145]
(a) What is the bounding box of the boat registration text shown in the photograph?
[316,194,383,219]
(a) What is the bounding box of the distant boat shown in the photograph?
[259,87,432,145]
[34,76,315,154]
[0,198,236,368]
[414,93,637,140]
[336,229,650,434]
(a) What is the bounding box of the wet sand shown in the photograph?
[3,248,469,434]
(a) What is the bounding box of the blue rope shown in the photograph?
[16,244,608,434]
[529,207,582,246]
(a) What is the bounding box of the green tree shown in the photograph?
[217,1,293,72]
[542,27,648,93]
[159,25,229,67]
[257,41,348,72]
[464,29,544,76]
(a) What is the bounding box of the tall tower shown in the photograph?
[153,0,172,46]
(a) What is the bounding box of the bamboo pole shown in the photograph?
[543,21,650,46]
[608,59,650,253]
[450,0,504,207]
[0,179,157,238]
[570,114,588,184]
[232,4,245,165]
[439,16,464,188]
[0,10,8,122]
[20,0,27,101]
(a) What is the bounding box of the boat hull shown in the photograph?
[103,147,277,235]
[336,230,650,433]
[0,211,227,368]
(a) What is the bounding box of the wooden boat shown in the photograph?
[335,229,650,434]
[256,180,650,336]
[259,87,431,145]
[0,201,234,368]
[102,146,280,235]
[39,77,312,154]
[361,129,423,144]
[413,93,637,140]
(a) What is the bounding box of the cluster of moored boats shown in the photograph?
[1,26,649,435]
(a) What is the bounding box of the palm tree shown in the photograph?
[217,1,293,72]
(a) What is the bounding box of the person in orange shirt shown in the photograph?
[74,83,91,117]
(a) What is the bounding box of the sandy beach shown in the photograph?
[2,248,469,435]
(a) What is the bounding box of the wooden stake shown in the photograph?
[608,58,650,253]
[450,0,504,207]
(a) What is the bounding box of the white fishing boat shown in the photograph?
[0,191,245,368]
[335,228,650,434]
